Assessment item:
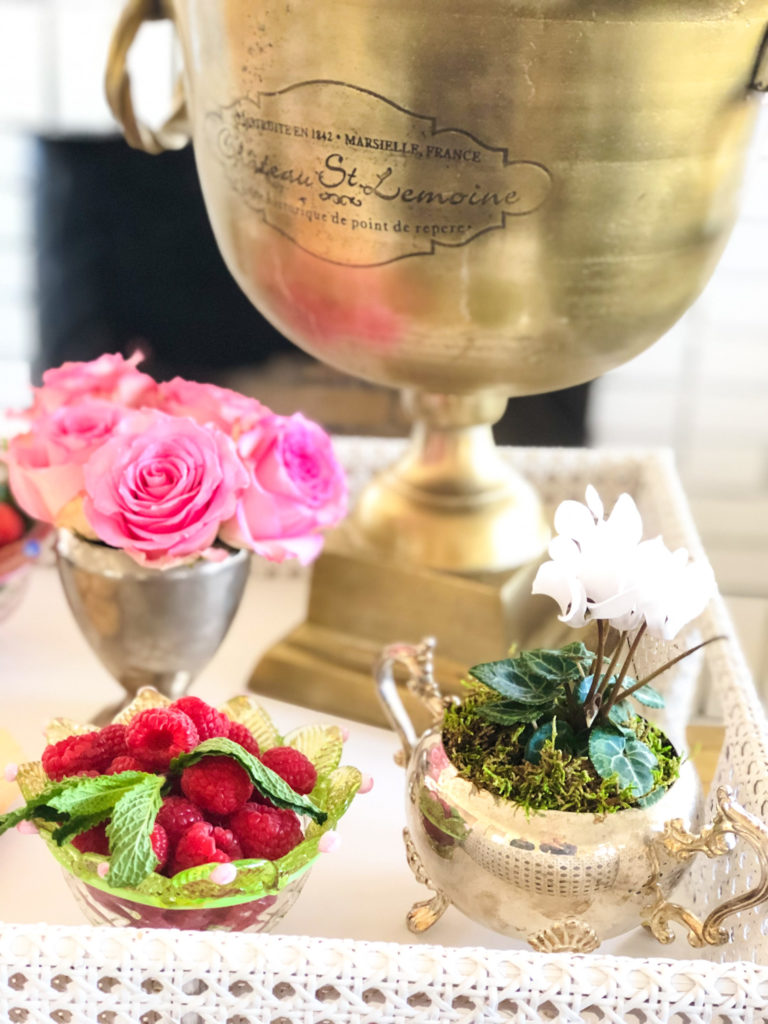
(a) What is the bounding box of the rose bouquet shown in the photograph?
[442,485,719,812]
[0,689,365,931]
[3,352,347,569]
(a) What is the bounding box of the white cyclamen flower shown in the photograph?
[625,536,716,641]
[532,486,642,628]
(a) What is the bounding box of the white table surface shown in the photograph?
[0,560,704,961]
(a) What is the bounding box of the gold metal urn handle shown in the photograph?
[105,0,189,154]
[374,638,449,764]
[644,786,768,947]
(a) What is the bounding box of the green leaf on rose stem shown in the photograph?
[106,774,164,889]
[170,738,327,825]
[589,725,659,798]
[628,683,666,709]
[524,718,578,765]
[475,700,547,726]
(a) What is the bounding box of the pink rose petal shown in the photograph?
[97,862,110,879]
[358,774,374,795]
[16,821,37,835]
[3,763,18,782]
[340,726,350,743]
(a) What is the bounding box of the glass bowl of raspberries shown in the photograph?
[0,470,49,623]
[1,689,363,931]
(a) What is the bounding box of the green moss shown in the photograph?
[442,685,681,815]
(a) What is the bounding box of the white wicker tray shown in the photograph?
[1,441,767,1024]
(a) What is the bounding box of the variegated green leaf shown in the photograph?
[589,725,658,798]
[628,683,665,709]
[524,718,577,765]
[476,700,545,725]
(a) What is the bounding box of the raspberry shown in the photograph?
[97,724,129,760]
[72,823,109,855]
[155,796,204,845]
[171,821,242,874]
[150,823,169,871]
[227,721,260,757]
[0,502,25,546]
[42,725,128,780]
[106,755,148,774]
[228,804,303,860]
[260,747,317,795]
[171,696,231,742]
[125,708,199,769]
[181,756,252,816]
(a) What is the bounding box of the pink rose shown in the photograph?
[155,378,267,437]
[83,410,248,567]
[5,401,126,523]
[28,352,156,418]
[220,413,347,564]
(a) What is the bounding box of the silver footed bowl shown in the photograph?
[375,639,768,953]
[55,529,250,707]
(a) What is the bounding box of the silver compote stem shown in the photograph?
[55,529,250,719]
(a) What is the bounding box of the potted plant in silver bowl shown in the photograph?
[375,487,768,953]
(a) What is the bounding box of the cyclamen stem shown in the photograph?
[585,621,606,706]
[583,630,627,725]
[601,623,647,719]
[608,634,727,707]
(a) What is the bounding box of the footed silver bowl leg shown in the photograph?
[403,828,451,934]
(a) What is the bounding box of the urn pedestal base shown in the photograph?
[248,531,570,728]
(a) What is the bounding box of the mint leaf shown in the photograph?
[106,774,164,888]
[0,775,91,838]
[52,810,111,846]
[48,772,154,819]
[170,738,327,825]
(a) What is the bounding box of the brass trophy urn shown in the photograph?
[107,0,768,719]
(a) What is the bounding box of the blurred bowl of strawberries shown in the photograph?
[1,689,364,931]
[0,466,50,623]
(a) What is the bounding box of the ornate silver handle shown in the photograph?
[106,0,190,154]
[644,785,768,947]
[373,638,447,763]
